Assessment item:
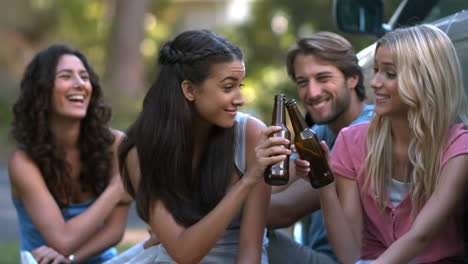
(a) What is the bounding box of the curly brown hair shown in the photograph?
[11,44,115,205]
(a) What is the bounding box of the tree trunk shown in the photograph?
[105,0,148,105]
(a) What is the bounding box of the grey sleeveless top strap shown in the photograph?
[234,111,248,176]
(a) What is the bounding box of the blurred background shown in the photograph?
[0,0,409,262]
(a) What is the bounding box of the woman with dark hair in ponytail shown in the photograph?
[115,30,290,263]
[9,44,130,264]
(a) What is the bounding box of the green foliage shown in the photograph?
[0,0,393,156]
[51,0,110,75]
[0,240,19,264]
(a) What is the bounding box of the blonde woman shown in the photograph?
[318,24,468,263]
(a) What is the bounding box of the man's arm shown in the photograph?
[267,177,320,229]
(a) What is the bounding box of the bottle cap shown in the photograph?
[285,99,296,106]
[274,93,286,99]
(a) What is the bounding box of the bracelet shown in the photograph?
[68,254,77,264]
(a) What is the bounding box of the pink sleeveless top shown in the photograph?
[331,123,467,263]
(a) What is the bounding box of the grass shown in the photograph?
[0,240,136,264]
[0,240,19,264]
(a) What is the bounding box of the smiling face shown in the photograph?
[49,54,92,122]
[186,59,245,128]
[294,54,353,125]
[370,45,408,118]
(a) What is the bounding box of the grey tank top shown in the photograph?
[154,112,269,263]
[233,111,247,176]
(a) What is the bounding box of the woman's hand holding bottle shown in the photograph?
[292,140,333,187]
[245,125,291,186]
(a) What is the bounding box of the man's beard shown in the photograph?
[310,81,351,125]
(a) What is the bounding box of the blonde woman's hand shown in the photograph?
[246,126,291,185]
[290,144,311,181]
[318,140,336,191]
[292,141,333,186]
[319,140,331,164]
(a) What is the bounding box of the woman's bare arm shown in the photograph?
[375,154,468,264]
[69,202,130,262]
[236,117,271,263]
[8,130,128,255]
[319,175,363,264]
[127,125,290,263]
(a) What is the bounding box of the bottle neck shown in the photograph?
[272,98,286,125]
[286,104,309,134]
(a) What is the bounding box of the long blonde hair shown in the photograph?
[364,24,468,210]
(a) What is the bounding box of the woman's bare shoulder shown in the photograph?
[9,149,36,171]
[8,149,44,198]
[246,115,266,135]
[111,129,125,142]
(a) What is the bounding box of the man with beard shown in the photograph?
[266,32,374,264]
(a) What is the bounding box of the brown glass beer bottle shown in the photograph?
[264,94,290,185]
[285,99,334,188]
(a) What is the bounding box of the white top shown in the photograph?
[387,178,411,207]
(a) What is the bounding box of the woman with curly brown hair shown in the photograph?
[9,44,130,264]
